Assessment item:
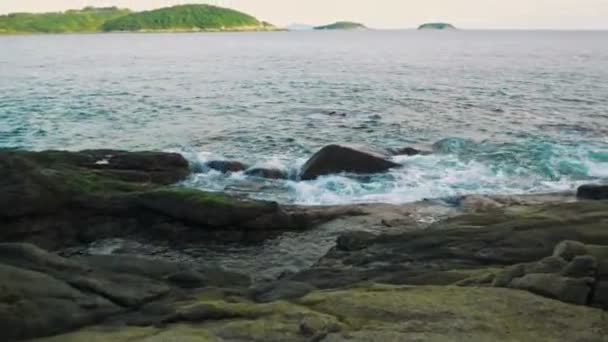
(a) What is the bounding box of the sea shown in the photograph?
[1,30,608,205]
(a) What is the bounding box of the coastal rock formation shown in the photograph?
[282,201,608,310]
[300,144,400,180]
[4,242,607,341]
[2,149,608,341]
[0,149,343,249]
[0,242,249,341]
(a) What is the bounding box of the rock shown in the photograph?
[0,263,121,341]
[525,256,568,274]
[386,147,429,156]
[300,144,400,180]
[336,231,377,251]
[553,240,588,261]
[205,160,249,173]
[136,188,281,228]
[577,184,608,200]
[561,255,597,278]
[253,281,317,303]
[591,282,608,309]
[492,264,526,287]
[33,285,608,342]
[245,167,288,180]
[166,270,207,289]
[508,273,593,305]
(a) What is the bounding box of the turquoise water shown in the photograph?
[1,30,607,204]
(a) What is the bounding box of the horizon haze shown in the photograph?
[1,0,607,30]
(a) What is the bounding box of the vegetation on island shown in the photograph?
[0,4,275,34]
[0,7,130,33]
[418,22,456,30]
[314,21,366,30]
[102,4,274,32]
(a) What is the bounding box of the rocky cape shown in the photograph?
[1,148,607,341]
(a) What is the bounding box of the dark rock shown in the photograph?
[386,147,430,156]
[525,256,568,274]
[492,264,526,287]
[591,281,608,309]
[167,270,207,289]
[253,281,317,303]
[561,255,597,278]
[577,184,608,200]
[553,240,588,261]
[336,231,377,252]
[300,145,400,180]
[67,273,170,308]
[205,160,249,173]
[508,274,593,305]
[0,262,121,341]
[245,167,288,180]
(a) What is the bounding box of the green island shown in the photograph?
[0,7,130,33]
[0,4,277,34]
[314,21,367,30]
[418,22,456,30]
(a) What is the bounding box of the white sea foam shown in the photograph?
[177,145,608,206]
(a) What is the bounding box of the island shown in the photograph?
[314,21,366,30]
[0,4,277,34]
[418,22,456,30]
[0,7,130,34]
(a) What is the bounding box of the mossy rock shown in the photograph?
[34,284,608,342]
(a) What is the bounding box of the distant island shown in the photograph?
[314,21,366,30]
[0,5,277,34]
[418,22,456,30]
[0,7,130,33]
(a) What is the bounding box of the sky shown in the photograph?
[1,0,608,29]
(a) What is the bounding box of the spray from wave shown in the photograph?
[176,137,608,205]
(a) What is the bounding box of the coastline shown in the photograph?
[1,148,607,341]
[0,26,285,35]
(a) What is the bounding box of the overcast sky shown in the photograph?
[1,0,608,29]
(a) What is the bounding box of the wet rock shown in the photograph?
[300,144,400,180]
[245,167,288,180]
[386,146,430,156]
[205,160,249,173]
[577,184,608,200]
[336,231,377,251]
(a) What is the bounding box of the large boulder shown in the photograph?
[299,145,400,180]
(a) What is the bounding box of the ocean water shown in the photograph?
[1,30,607,205]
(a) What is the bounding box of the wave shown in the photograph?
[175,137,608,205]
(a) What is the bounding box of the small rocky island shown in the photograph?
[314,21,367,30]
[1,146,607,341]
[418,22,456,30]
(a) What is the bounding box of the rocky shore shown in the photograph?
[1,148,607,341]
